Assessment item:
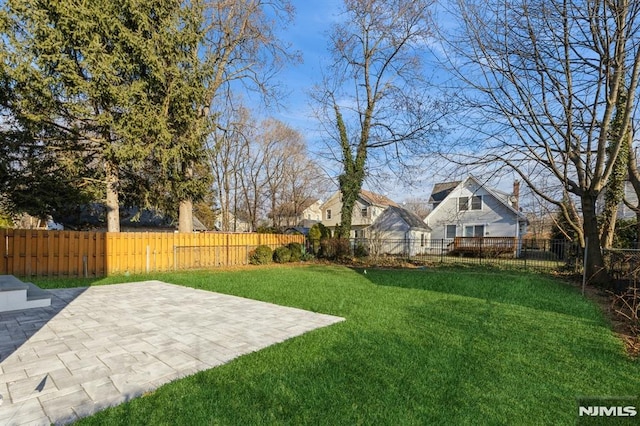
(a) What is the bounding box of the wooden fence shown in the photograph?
[0,229,304,278]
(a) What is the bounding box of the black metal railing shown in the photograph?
[344,237,583,272]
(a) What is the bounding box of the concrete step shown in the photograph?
[0,276,51,312]
[0,275,29,292]
[25,282,52,301]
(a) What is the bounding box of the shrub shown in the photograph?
[354,242,369,258]
[320,238,351,260]
[249,245,273,265]
[273,246,292,263]
[308,223,330,254]
[287,242,304,262]
[301,252,315,261]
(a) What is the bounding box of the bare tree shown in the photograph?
[442,0,640,285]
[176,0,299,232]
[315,0,448,238]
[260,119,292,228]
[207,104,253,231]
[402,197,431,220]
[276,146,326,228]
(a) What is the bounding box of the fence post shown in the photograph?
[173,245,177,271]
[440,239,444,263]
[4,232,8,274]
[582,237,588,296]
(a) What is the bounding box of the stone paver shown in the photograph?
[0,281,344,425]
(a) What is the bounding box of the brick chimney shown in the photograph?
[512,180,520,210]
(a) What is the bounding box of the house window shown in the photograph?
[458,196,482,211]
[420,233,425,247]
[464,225,485,237]
[446,225,456,239]
[470,196,482,210]
[326,210,332,220]
[361,207,368,218]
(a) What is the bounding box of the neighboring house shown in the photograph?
[269,199,322,229]
[424,176,528,241]
[13,213,49,230]
[366,205,432,256]
[212,210,252,232]
[595,180,640,221]
[57,205,207,232]
[320,189,399,237]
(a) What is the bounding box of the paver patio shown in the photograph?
[0,281,344,425]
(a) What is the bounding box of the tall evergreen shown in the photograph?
[0,0,205,231]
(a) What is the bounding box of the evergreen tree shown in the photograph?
[0,0,202,231]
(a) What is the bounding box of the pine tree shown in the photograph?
[0,0,207,231]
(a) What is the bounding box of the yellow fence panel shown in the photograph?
[1,229,303,277]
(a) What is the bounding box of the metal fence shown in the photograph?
[604,249,640,290]
[346,237,583,272]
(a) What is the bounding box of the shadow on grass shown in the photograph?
[353,266,604,323]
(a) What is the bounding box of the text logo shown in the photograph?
[578,406,637,417]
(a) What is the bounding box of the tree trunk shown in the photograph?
[105,161,120,233]
[581,194,610,287]
[178,199,193,233]
[600,204,619,249]
[334,102,367,239]
[178,162,194,233]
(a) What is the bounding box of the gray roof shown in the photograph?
[428,181,461,203]
[58,204,207,231]
[386,206,431,230]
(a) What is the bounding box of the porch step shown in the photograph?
[0,275,51,313]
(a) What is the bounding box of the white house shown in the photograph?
[595,180,639,221]
[270,198,323,229]
[320,189,399,238]
[366,205,432,256]
[424,176,528,241]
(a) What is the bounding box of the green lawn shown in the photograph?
[33,265,639,425]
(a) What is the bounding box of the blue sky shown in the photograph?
[248,1,519,203]
[256,0,441,202]
[269,1,340,139]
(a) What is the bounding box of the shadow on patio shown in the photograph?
[0,287,88,363]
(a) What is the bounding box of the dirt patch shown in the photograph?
[568,281,640,358]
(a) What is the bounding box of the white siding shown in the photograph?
[425,180,521,240]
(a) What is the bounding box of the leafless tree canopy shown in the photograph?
[314,0,449,237]
[441,0,640,284]
[207,104,323,232]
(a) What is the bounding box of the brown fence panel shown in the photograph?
[0,229,106,278]
[1,230,303,277]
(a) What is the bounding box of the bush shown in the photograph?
[308,223,331,254]
[249,245,273,265]
[301,252,315,261]
[287,242,304,262]
[353,242,369,258]
[320,238,351,260]
[273,246,292,263]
